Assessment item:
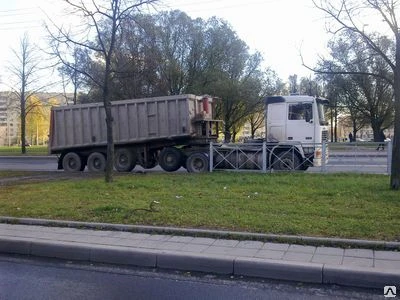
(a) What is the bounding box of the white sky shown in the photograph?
[0,0,331,91]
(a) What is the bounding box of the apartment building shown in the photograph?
[0,92,19,146]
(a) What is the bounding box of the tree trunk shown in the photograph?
[391,33,400,190]
[103,77,114,183]
[20,91,26,154]
[103,53,114,183]
[334,104,338,142]
[104,102,114,183]
[352,119,356,142]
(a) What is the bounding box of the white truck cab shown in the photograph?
[265,95,329,169]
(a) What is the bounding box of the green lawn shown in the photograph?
[0,146,49,156]
[0,172,398,241]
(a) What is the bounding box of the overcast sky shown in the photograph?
[0,0,330,91]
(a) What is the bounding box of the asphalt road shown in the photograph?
[0,255,380,300]
[0,153,390,174]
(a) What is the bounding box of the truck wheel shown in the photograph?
[186,153,209,173]
[272,152,300,171]
[159,147,183,172]
[114,148,136,172]
[62,152,83,172]
[87,152,106,172]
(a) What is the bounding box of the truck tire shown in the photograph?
[186,152,209,173]
[114,148,136,172]
[62,152,83,172]
[87,152,106,172]
[159,147,183,172]
[272,152,300,171]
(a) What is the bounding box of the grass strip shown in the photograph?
[0,172,398,241]
[0,146,49,156]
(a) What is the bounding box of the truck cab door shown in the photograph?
[286,103,314,143]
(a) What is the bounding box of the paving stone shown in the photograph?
[342,256,373,268]
[236,240,264,249]
[128,233,152,240]
[82,230,115,237]
[0,228,16,236]
[60,234,92,243]
[224,247,259,257]
[181,243,210,253]
[115,239,146,247]
[167,236,194,243]
[146,235,172,241]
[254,249,285,260]
[212,239,239,247]
[312,254,343,265]
[158,242,186,251]
[262,243,289,251]
[315,247,344,256]
[283,252,314,262]
[204,246,235,255]
[374,259,400,270]
[190,237,216,245]
[288,245,316,254]
[109,231,145,239]
[344,249,373,258]
[374,250,400,261]
[136,240,164,249]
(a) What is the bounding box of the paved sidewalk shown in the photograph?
[0,223,399,289]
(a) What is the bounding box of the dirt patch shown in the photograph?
[0,172,103,186]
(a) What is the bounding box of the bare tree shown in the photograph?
[309,0,400,190]
[8,34,42,154]
[58,47,88,105]
[48,0,158,183]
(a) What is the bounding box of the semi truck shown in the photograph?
[48,94,329,172]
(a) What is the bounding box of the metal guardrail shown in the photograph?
[325,141,392,175]
[210,142,267,172]
[209,141,392,174]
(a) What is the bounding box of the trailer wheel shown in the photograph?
[159,147,183,172]
[87,152,106,172]
[272,152,300,171]
[186,153,209,173]
[62,152,83,172]
[114,148,136,172]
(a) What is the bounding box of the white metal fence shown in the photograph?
[209,141,393,174]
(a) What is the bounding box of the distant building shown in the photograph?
[0,92,19,146]
[0,92,71,146]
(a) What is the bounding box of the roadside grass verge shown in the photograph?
[0,171,38,178]
[0,146,49,156]
[0,172,398,241]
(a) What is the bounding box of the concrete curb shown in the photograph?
[1,217,399,250]
[1,236,398,289]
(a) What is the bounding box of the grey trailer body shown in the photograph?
[49,94,220,172]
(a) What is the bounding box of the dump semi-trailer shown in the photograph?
[49,94,329,173]
[49,94,221,172]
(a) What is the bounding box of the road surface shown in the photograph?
[0,254,380,300]
[0,152,390,174]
